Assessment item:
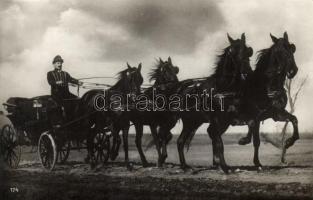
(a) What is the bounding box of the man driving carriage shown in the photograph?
[47,55,82,120]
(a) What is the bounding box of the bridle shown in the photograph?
[223,48,250,89]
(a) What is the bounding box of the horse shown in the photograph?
[52,63,144,168]
[94,63,145,170]
[176,33,253,172]
[205,32,298,174]
[230,32,299,167]
[110,57,180,169]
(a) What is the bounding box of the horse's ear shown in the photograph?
[241,33,246,43]
[159,57,164,64]
[270,33,278,43]
[168,57,172,65]
[227,33,234,44]
[127,62,131,69]
[138,63,142,71]
[283,31,289,41]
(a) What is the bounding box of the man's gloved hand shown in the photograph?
[56,81,63,85]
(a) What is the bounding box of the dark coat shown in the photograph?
[47,70,79,104]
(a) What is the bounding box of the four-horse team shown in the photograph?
[4,32,299,174]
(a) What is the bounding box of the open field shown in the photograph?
[1,134,313,200]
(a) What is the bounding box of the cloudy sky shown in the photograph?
[1,0,313,133]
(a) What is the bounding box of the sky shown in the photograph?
[1,0,313,134]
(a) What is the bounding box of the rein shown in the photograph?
[267,90,284,98]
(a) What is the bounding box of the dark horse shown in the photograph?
[110,57,180,168]
[205,32,298,173]
[57,64,144,168]
[230,32,299,167]
[176,33,253,172]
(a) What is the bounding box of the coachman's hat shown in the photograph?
[52,55,64,64]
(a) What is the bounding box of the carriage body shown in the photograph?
[1,94,111,170]
[3,95,56,146]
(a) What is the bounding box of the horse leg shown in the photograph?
[272,109,299,163]
[134,124,148,167]
[159,127,170,165]
[87,128,96,169]
[251,121,262,169]
[284,114,299,149]
[177,120,202,170]
[273,109,299,149]
[110,125,121,161]
[122,125,132,170]
[207,125,218,168]
[238,120,256,145]
[211,119,230,174]
[238,127,252,145]
[150,125,163,167]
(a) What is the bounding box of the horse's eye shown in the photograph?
[290,44,296,53]
[247,47,253,57]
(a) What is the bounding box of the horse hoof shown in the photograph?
[142,161,150,168]
[238,137,251,145]
[110,152,119,161]
[284,138,296,149]
[127,164,133,171]
[90,162,96,170]
[157,158,163,168]
[212,163,219,169]
[220,165,230,174]
[254,164,263,171]
[281,157,287,164]
[160,155,167,165]
[254,160,263,169]
[181,164,192,171]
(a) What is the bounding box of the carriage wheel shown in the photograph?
[57,141,71,164]
[38,132,57,170]
[94,132,110,164]
[0,124,21,168]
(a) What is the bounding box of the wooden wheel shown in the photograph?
[94,132,110,164]
[38,132,57,170]
[57,141,71,164]
[0,124,21,168]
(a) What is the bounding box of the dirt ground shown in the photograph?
[1,135,313,200]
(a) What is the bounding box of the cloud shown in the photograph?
[0,0,67,61]
[69,0,225,58]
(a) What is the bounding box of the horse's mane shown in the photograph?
[255,48,272,72]
[209,47,231,79]
[110,68,129,90]
[149,60,162,82]
[116,68,129,80]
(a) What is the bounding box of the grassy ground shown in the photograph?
[1,134,312,200]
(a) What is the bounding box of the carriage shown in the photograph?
[0,94,112,170]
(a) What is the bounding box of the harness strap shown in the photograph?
[267,90,283,98]
[214,92,237,99]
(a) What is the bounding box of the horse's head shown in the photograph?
[149,57,179,85]
[117,63,143,95]
[226,33,253,80]
[269,32,298,79]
